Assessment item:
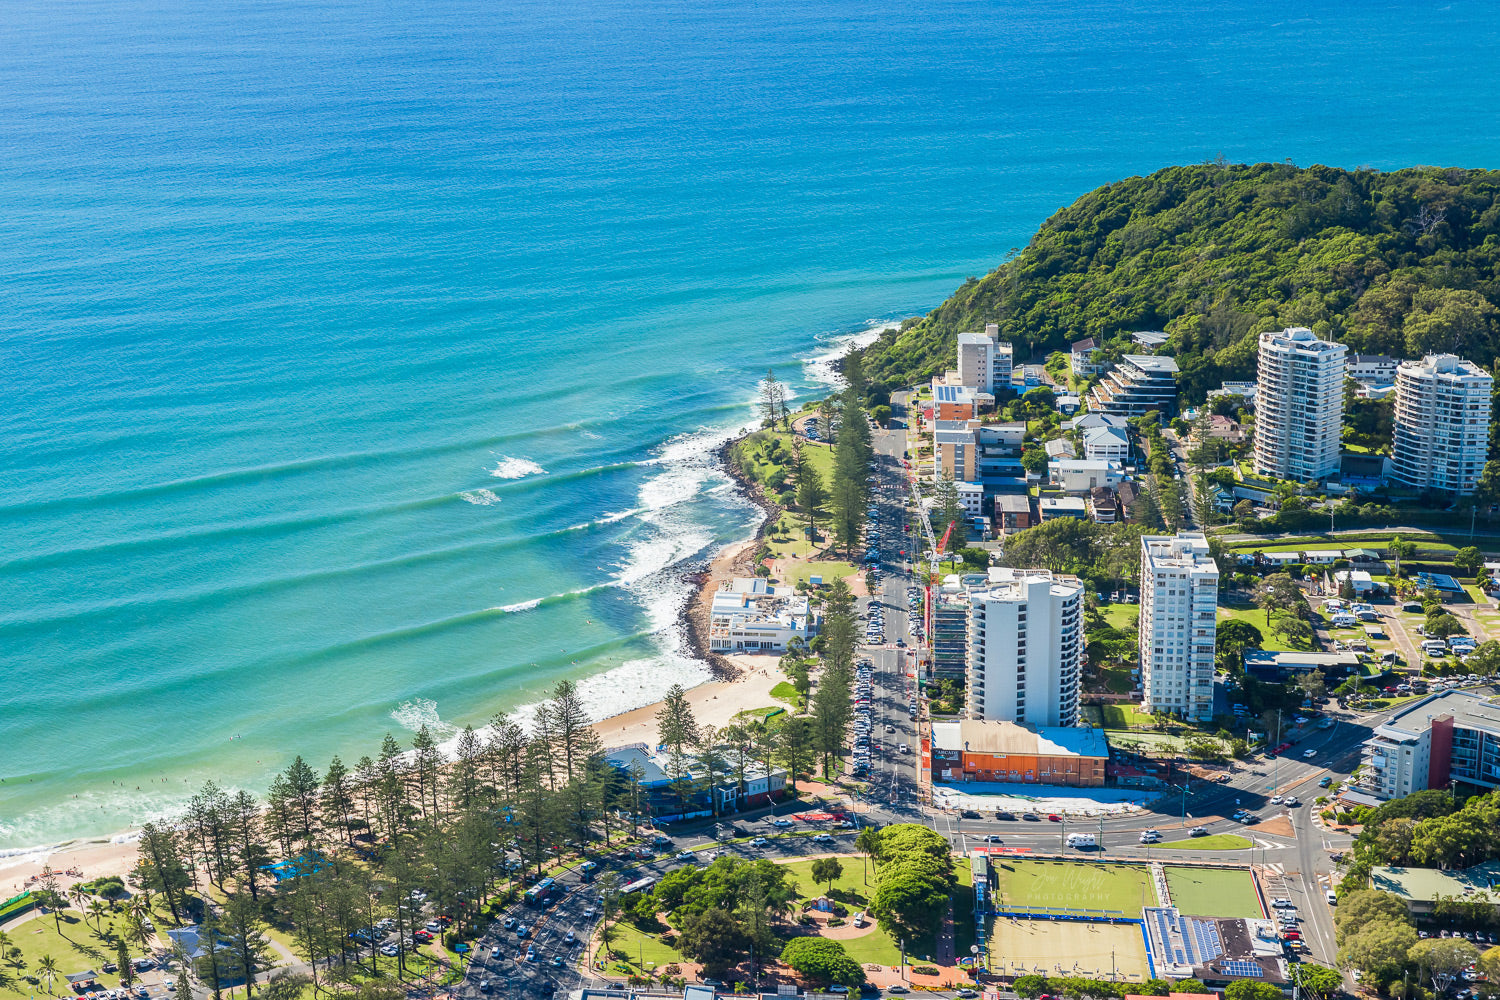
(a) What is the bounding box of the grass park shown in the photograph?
[1163,866,1263,919]
[0,904,164,1000]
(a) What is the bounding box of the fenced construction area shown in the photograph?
[990,858,1157,915]
[987,916,1153,981]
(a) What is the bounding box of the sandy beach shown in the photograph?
[1,445,791,906]
[589,651,786,750]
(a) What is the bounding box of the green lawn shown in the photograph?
[772,855,973,968]
[990,859,1156,916]
[1218,602,1296,652]
[1163,866,1262,918]
[1,907,152,998]
[605,922,684,972]
[1100,705,1157,729]
[1099,604,1140,630]
[769,681,802,706]
[780,560,858,591]
[1157,834,1253,851]
[1100,666,1135,695]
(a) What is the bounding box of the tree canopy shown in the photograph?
[857,162,1500,407]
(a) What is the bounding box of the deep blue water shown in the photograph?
[3,0,1499,849]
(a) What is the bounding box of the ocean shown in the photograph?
[3,0,1499,850]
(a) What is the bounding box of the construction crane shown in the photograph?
[936,519,957,562]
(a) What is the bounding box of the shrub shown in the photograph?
[913,965,940,976]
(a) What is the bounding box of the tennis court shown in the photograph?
[990,858,1157,914]
[987,917,1152,981]
[1164,865,1263,918]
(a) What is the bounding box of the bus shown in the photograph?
[523,877,555,906]
[620,876,657,896]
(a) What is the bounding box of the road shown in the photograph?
[447,428,1445,998]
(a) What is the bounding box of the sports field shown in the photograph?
[1164,865,1263,918]
[987,917,1152,981]
[990,858,1157,914]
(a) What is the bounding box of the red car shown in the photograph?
[1047,814,1062,822]
[414,930,434,942]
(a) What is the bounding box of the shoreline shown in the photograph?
[1,430,785,898]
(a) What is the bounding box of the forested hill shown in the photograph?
[858,162,1500,401]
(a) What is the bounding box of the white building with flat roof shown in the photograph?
[1254,327,1347,481]
[1139,532,1219,722]
[708,578,815,653]
[1391,354,1492,494]
[966,568,1083,727]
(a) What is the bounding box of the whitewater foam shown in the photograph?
[489,456,546,480]
[460,488,502,505]
[498,598,542,613]
[389,698,458,739]
[803,318,900,389]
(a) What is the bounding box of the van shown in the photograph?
[1330,614,1357,628]
[1327,889,1338,904]
[1066,833,1097,849]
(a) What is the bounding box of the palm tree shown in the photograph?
[855,825,882,885]
[125,914,152,955]
[87,899,110,932]
[125,895,150,924]
[36,955,60,995]
[68,886,89,914]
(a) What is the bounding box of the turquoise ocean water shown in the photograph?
[3,0,1500,849]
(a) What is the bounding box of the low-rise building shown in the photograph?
[604,743,786,822]
[1143,908,1288,986]
[1333,569,1379,595]
[1039,496,1089,520]
[1088,487,1119,523]
[1243,649,1360,681]
[994,494,1033,534]
[708,578,815,653]
[930,719,1107,786]
[1070,337,1103,376]
[1207,380,1258,409]
[1132,330,1170,350]
[1194,414,1245,444]
[1369,861,1500,917]
[1049,458,1124,493]
[1083,425,1130,462]
[1347,353,1400,385]
[1044,437,1076,460]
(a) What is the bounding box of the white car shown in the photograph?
[1303,749,1317,758]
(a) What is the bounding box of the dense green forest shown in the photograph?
[859,162,1500,402]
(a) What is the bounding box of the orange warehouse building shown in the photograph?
[929,719,1108,787]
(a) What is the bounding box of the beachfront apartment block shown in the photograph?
[1391,353,1493,494]
[1253,327,1346,481]
[1139,532,1218,722]
[708,578,814,653]
[965,567,1083,727]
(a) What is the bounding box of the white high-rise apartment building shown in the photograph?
[1139,533,1219,722]
[965,568,1083,727]
[957,332,996,393]
[1253,327,1347,481]
[1391,354,1493,494]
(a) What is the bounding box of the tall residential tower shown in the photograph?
[1253,327,1346,481]
[965,568,1083,727]
[1139,533,1218,722]
[1391,354,1492,494]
